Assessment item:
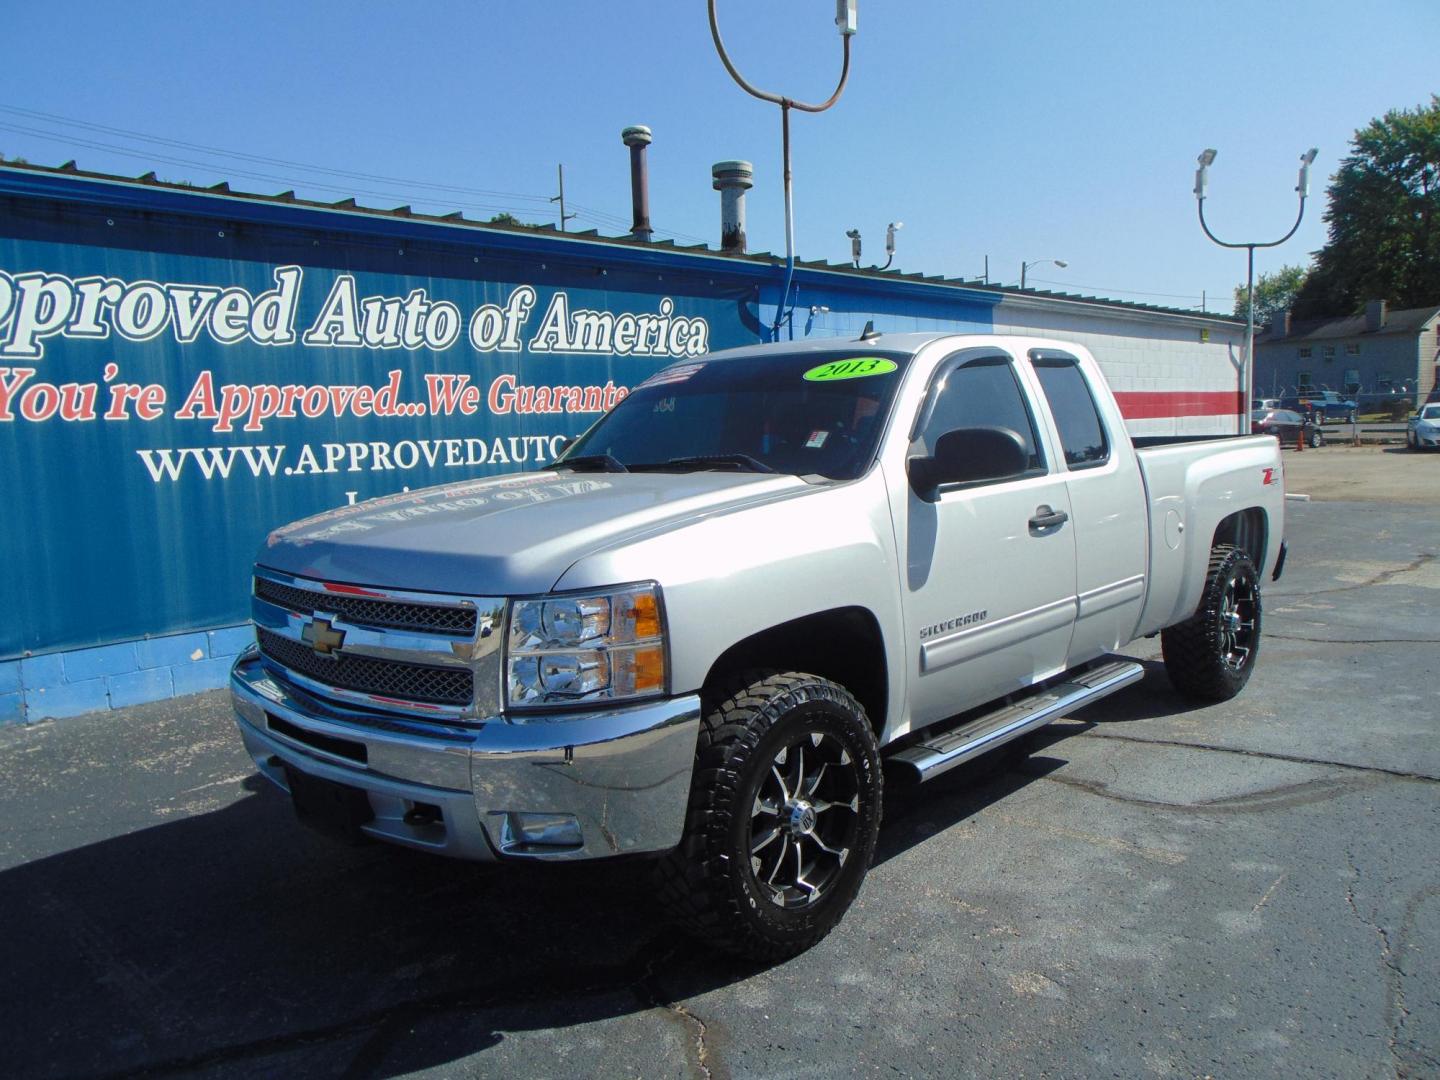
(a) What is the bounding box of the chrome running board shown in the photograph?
[889,660,1145,783]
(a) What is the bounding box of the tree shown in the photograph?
[1234,264,1309,329]
[488,212,526,227]
[1294,96,1440,316]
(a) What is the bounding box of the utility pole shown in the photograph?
[550,164,577,232]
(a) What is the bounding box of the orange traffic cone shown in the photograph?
[1296,426,1304,452]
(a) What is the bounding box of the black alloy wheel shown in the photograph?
[747,729,862,909]
[656,670,882,960]
[1161,544,1262,701]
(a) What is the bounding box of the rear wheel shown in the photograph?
[655,671,882,961]
[1309,427,1324,448]
[1161,545,1261,701]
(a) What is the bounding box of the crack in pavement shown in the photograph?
[1076,730,1440,784]
[630,944,719,1080]
[1344,845,1409,1079]
[1270,552,1437,599]
[83,937,710,1080]
[1030,769,1379,815]
[1391,885,1440,1077]
[1265,630,1440,645]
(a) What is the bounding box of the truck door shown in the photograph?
[1028,350,1147,666]
[901,350,1078,729]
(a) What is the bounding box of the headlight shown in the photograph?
[506,583,666,709]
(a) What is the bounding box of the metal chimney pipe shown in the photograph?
[621,125,653,241]
[711,160,753,254]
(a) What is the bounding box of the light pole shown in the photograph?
[1194,147,1317,433]
[709,0,856,338]
[881,221,902,270]
[1020,258,1067,290]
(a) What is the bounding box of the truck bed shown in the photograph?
[1132,434,1285,637]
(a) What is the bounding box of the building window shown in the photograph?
[1298,346,1312,359]
[1346,342,1361,355]
[1296,370,1312,389]
[1322,345,1336,359]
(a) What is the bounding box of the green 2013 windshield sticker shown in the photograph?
[803,357,898,382]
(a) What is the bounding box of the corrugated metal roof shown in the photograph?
[0,158,1242,324]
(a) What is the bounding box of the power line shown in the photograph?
[1027,275,1237,306]
[0,103,558,205]
[0,104,712,245]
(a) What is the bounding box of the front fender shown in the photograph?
[553,471,906,732]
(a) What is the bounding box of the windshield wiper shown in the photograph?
[654,453,777,474]
[544,454,628,473]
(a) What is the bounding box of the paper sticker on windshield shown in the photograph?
[806,430,829,448]
[640,363,704,388]
[803,357,898,382]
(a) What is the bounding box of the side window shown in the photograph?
[917,355,1044,473]
[1030,353,1110,469]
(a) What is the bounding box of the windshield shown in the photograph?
[555,349,912,480]
[1421,405,1440,420]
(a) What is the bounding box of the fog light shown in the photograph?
[499,811,583,849]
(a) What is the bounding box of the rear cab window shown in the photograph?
[1029,350,1110,470]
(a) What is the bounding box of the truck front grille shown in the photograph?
[254,576,477,636]
[256,628,474,707]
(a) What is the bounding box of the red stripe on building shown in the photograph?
[1112,390,1246,420]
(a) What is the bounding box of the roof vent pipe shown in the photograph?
[711,160,753,254]
[621,125,653,241]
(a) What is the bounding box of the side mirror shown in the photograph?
[908,427,1029,500]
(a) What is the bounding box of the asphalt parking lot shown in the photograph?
[3,452,1437,1079]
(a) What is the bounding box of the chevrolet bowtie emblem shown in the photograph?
[302,617,346,655]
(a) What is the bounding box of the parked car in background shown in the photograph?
[1253,408,1324,448]
[1408,403,1440,450]
[1252,398,1282,412]
[1277,396,1318,421]
[1299,391,1358,424]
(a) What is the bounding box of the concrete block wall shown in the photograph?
[1,624,254,725]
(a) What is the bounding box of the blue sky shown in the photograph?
[2,1,1435,312]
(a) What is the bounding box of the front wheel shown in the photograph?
[1161,544,1261,701]
[655,671,882,961]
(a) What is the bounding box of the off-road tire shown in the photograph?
[655,670,882,961]
[1161,544,1261,701]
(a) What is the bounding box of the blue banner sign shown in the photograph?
[0,236,754,656]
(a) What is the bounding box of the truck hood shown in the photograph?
[258,469,809,595]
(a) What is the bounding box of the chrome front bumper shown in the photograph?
[230,647,701,862]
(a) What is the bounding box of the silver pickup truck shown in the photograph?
[230,332,1286,959]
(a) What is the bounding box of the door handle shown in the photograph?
[1029,505,1069,530]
